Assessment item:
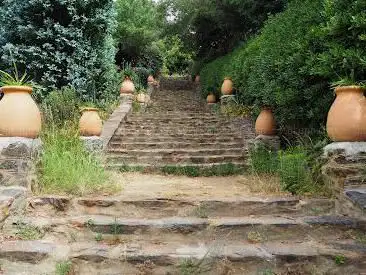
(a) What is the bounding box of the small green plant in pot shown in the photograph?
[0,62,42,138]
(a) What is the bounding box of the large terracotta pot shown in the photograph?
[207,94,216,104]
[120,78,135,94]
[255,108,276,135]
[0,86,41,138]
[221,78,233,95]
[79,108,102,136]
[136,93,150,103]
[327,86,366,141]
[147,75,155,83]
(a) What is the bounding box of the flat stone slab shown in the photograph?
[0,241,69,263]
[0,137,41,157]
[345,187,366,211]
[324,142,366,157]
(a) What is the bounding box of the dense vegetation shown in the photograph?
[199,0,366,132]
[0,0,119,103]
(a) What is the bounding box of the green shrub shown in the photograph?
[0,0,119,102]
[278,147,313,194]
[37,126,118,196]
[41,87,80,127]
[201,0,363,131]
[249,146,279,174]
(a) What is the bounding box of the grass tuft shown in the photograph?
[161,163,245,177]
[36,126,119,196]
[55,261,73,275]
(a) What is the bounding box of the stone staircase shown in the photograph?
[1,179,366,274]
[1,82,365,274]
[107,87,255,169]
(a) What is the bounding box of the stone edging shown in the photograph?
[100,97,133,150]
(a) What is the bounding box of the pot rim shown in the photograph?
[1,85,33,93]
[335,85,364,94]
[81,107,99,112]
[224,77,232,81]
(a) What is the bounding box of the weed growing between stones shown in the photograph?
[36,126,120,196]
[334,255,346,265]
[192,205,208,218]
[178,258,211,275]
[161,164,246,177]
[55,261,73,275]
[15,222,44,240]
[249,143,331,196]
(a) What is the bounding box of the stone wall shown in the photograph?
[322,142,366,218]
[0,138,37,222]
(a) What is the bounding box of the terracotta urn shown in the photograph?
[255,108,276,135]
[79,108,102,136]
[147,75,155,83]
[221,78,233,95]
[327,86,366,141]
[207,94,216,104]
[120,78,135,94]
[0,86,41,138]
[136,93,150,103]
[195,75,200,83]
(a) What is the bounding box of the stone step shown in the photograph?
[107,148,245,158]
[1,240,365,275]
[115,129,244,136]
[107,154,246,165]
[112,133,246,140]
[106,162,248,171]
[119,124,243,131]
[108,141,244,150]
[26,196,334,219]
[110,135,245,143]
[5,215,366,246]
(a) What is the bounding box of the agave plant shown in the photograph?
[0,60,32,86]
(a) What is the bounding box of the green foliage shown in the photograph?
[162,0,285,61]
[249,146,279,175]
[334,255,346,265]
[249,140,330,196]
[0,60,31,86]
[15,222,44,240]
[161,163,245,177]
[41,88,80,127]
[200,0,366,132]
[156,35,194,75]
[310,0,366,86]
[0,0,119,102]
[278,147,313,194]
[55,261,72,275]
[37,125,118,196]
[115,0,164,74]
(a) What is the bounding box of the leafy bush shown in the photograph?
[278,148,312,194]
[200,0,366,131]
[0,0,119,102]
[41,87,80,127]
[249,146,279,174]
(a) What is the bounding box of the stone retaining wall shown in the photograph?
[322,142,366,218]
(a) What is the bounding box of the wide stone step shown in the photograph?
[112,133,246,140]
[119,124,243,131]
[108,148,245,158]
[1,240,365,275]
[108,141,244,150]
[6,215,365,244]
[26,196,334,218]
[110,135,245,143]
[116,129,244,136]
[107,154,246,165]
